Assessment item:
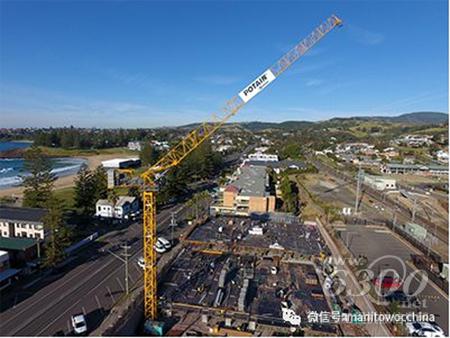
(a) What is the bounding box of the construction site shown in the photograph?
[97,15,361,337]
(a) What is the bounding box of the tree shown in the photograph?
[74,164,94,215]
[140,142,159,166]
[42,198,71,268]
[128,186,141,199]
[187,191,210,220]
[280,175,298,213]
[108,189,118,205]
[22,146,56,208]
[91,166,108,201]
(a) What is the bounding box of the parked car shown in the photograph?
[154,241,167,253]
[71,313,87,335]
[137,256,145,269]
[373,276,402,289]
[405,321,445,337]
[384,290,420,308]
[157,237,172,250]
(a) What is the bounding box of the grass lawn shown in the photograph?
[54,187,75,210]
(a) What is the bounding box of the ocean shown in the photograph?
[0,141,87,189]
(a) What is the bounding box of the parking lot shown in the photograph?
[335,223,449,335]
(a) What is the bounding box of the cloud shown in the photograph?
[194,75,240,85]
[347,24,384,46]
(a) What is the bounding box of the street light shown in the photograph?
[106,242,131,295]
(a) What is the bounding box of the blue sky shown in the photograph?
[0,0,448,128]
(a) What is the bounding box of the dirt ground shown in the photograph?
[0,153,125,198]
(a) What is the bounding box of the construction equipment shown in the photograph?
[141,14,343,320]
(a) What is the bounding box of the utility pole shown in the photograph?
[354,165,363,215]
[107,242,131,295]
[170,212,177,244]
[122,243,131,295]
[411,197,417,222]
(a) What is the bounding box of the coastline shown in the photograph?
[0,153,123,198]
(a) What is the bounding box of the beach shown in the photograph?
[0,153,122,198]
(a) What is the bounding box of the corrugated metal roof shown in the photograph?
[0,207,47,223]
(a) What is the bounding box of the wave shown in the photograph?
[0,176,22,187]
[0,167,14,174]
[0,159,87,189]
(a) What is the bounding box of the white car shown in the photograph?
[137,256,145,269]
[71,313,87,335]
[154,241,167,253]
[405,321,445,337]
[157,237,172,250]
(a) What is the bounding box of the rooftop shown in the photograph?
[0,206,47,223]
[115,196,137,207]
[228,165,267,197]
[0,237,37,251]
[386,163,448,170]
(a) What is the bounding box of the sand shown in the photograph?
[0,153,123,198]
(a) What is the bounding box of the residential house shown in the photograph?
[95,196,139,219]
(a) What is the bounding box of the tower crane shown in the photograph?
[141,14,342,320]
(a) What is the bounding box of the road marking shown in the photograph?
[128,273,135,284]
[116,277,124,291]
[95,295,103,311]
[107,286,115,302]
[374,230,391,233]
[6,203,186,336]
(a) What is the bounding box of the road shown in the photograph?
[0,203,189,336]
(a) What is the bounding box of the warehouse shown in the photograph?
[363,175,396,191]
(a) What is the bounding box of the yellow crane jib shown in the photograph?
[141,14,342,321]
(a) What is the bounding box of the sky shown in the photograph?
[0,0,448,128]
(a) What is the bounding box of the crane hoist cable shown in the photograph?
[141,14,342,320]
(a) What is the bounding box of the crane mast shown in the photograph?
[142,14,342,320]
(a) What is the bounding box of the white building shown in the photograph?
[436,150,449,163]
[247,153,278,162]
[95,196,139,220]
[101,157,141,169]
[363,175,396,191]
[127,141,142,151]
[0,207,48,240]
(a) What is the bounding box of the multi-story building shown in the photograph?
[211,165,275,216]
[0,207,48,240]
